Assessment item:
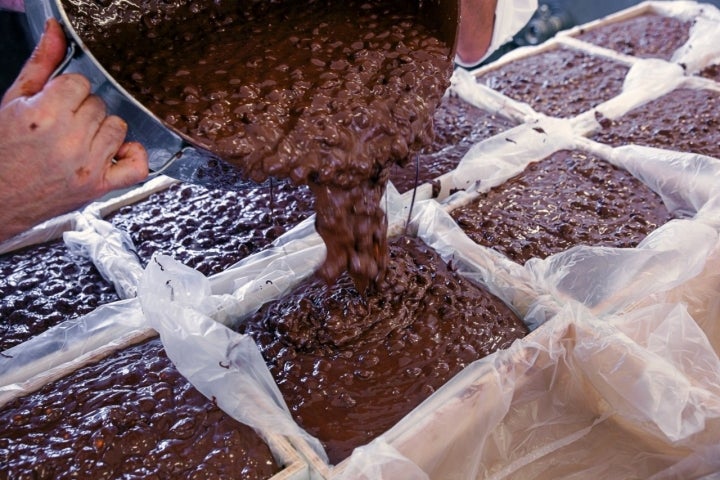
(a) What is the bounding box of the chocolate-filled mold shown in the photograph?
[106,182,315,277]
[450,150,675,265]
[0,337,280,480]
[236,235,528,464]
[474,46,630,118]
[592,87,720,160]
[389,94,516,194]
[0,240,119,352]
[574,12,692,60]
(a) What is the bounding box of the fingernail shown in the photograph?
[44,19,50,34]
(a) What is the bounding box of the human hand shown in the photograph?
[457,0,498,66]
[0,19,148,242]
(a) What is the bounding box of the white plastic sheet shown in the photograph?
[352,302,720,480]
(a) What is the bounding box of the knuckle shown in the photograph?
[52,73,91,94]
[103,115,128,136]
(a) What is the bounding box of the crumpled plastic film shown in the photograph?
[136,254,328,463]
[604,144,720,217]
[446,118,576,196]
[337,437,431,480]
[0,298,149,406]
[638,236,720,355]
[63,211,145,299]
[359,303,720,479]
[669,1,720,72]
[0,213,76,255]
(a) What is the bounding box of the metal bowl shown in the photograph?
[24,0,460,190]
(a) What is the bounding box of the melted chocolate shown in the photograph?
[592,88,720,159]
[237,235,528,464]
[389,93,516,193]
[450,150,675,265]
[64,0,454,291]
[475,47,630,118]
[107,182,315,276]
[0,338,279,479]
[698,63,720,82]
[0,241,118,352]
[575,13,692,60]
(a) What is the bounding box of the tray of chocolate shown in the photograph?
[3,1,720,479]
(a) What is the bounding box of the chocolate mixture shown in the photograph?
[0,241,118,352]
[574,13,692,60]
[0,338,279,480]
[389,93,516,193]
[236,235,528,463]
[592,88,720,159]
[475,47,630,118]
[64,0,454,291]
[450,150,675,265]
[107,181,315,276]
[698,63,720,82]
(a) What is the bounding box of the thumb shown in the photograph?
[1,18,67,106]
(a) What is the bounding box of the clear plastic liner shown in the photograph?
[0,298,151,406]
[3,3,720,477]
[64,212,145,299]
[342,303,720,479]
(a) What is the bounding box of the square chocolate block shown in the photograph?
[475,47,630,118]
[236,235,528,464]
[0,241,118,352]
[592,88,720,159]
[450,150,675,265]
[0,338,280,480]
[574,13,692,61]
[107,182,315,276]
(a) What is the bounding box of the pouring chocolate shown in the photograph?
[25,0,460,291]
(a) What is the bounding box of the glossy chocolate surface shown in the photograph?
[0,241,118,352]
[451,150,675,265]
[389,94,516,193]
[592,88,720,159]
[475,47,630,118]
[237,235,528,463]
[65,0,454,291]
[575,13,692,60]
[0,338,279,479]
[107,182,315,276]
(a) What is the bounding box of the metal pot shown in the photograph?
[23,0,460,190]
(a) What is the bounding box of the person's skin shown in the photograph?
[457,0,499,66]
[0,19,148,243]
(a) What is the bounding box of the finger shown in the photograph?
[74,94,107,133]
[91,114,128,166]
[2,19,67,106]
[105,141,150,190]
[42,73,92,113]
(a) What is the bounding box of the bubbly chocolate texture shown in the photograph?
[0,241,119,352]
[107,182,315,276]
[475,47,630,118]
[389,93,516,193]
[592,88,720,160]
[451,150,675,265]
[574,13,692,60]
[0,338,279,480]
[63,0,454,291]
[237,235,528,463]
